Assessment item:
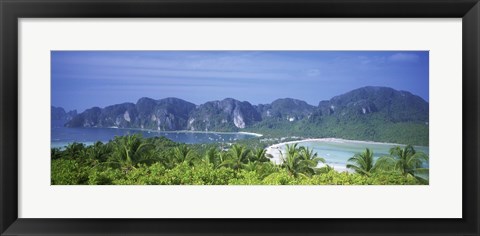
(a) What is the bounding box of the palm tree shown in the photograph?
[250,148,270,163]
[172,145,194,165]
[64,142,86,159]
[280,143,302,177]
[203,147,221,168]
[346,148,376,176]
[298,146,326,177]
[51,147,64,160]
[280,144,323,177]
[222,144,251,171]
[85,141,111,163]
[218,150,229,165]
[377,145,429,182]
[243,161,258,172]
[108,134,154,172]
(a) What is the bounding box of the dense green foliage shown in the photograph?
[256,98,315,120]
[51,135,428,185]
[346,147,429,184]
[346,148,377,175]
[375,145,429,183]
[247,113,429,146]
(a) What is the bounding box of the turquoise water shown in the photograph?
[271,140,429,173]
[300,140,429,167]
[51,120,258,148]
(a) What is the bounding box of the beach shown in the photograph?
[238,131,263,137]
[264,138,414,173]
[106,127,264,137]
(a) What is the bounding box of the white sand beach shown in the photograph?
[238,131,263,137]
[264,138,407,173]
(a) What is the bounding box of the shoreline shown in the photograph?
[237,131,263,137]
[51,128,263,148]
[264,137,421,173]
[103,127,264,137]
[266,137,411,150]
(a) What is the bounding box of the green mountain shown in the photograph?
[317,86,428,122]
[187,98,261,131]
[251,86,429,145]
[65,98,196,130]
[255,98,316,121]
[63,86,429,145]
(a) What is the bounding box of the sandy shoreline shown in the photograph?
[264,138,408,173]
[265,142,350,172]
[238,131,263,137]
[267,137,406,149]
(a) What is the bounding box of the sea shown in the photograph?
[301,140,429,167]
[51,120,258,148]
[52,120,430,176]
[268,139,429,173]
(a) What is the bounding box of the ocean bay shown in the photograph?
[266,139,429,172]
[51,122,259,148]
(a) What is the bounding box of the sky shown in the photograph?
[51,51,429,112]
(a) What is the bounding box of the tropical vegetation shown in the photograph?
[346,146,429,183]
[51,134,428,185]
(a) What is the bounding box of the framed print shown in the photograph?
[1,0,479,235]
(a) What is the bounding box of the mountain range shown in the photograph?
[51,106,77,121]
[54,86,429,145]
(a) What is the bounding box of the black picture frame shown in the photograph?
[1,0,479,235]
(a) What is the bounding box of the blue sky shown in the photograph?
[51,51,429,112]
